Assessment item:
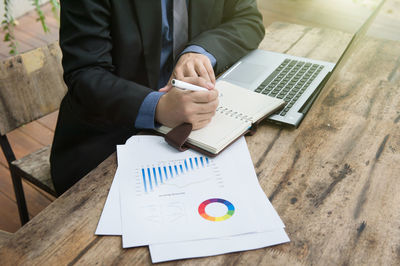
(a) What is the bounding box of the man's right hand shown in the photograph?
[155,77,218,130]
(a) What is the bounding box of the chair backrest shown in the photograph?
[0,42,67,135]
[0,229,12,247]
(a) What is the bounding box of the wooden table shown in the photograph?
[1,22,399,265]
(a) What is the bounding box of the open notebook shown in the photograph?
[156,81,285,155]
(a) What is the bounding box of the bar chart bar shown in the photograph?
[147,168,153,191]
[141,168,147,193]
[189,158,194,170]
[174,165,179,176]
[163,166,168,180]
[152,167,158,186]
[158,167,163,184]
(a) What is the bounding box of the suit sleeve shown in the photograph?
[188,0,265,74]
[60,0,152,127]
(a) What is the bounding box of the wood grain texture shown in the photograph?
[18,122,54,146]
[11,145,55,196]
[0,191,21,233]
[248,24,400,266]
[0,230,12,248]
[259,22,352,63]
[36,111,58,131]
[1,22,399,265]
[0,154,117,265]
[0,42,66,135]
[0,165,53,225]
[0,130,42,165]
[257,0,400,42]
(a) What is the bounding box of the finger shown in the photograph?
[159,82,172,92]
[189,90,219,103]
[186,112,214,124]
[174,68,185,81]
[192,118,212,130]
[192,99,219,114]
[160,75,174,92]
[195,63,211,83]
[183,63,198,78]
[159,85,171,92]
[193,109,217,120]
[204,60,216,84]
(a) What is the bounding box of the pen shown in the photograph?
[171,79,208,92]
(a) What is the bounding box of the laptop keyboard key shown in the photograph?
[255,59,324,119]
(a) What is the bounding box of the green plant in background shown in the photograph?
[1,0,60,55]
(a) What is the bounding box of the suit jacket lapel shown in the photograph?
[188,0,215,40]
[133,0,162,89]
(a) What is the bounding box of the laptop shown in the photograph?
[217,0,385,127]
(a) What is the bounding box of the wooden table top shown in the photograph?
[1,22,399,265]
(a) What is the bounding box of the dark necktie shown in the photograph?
[173,0,189,60]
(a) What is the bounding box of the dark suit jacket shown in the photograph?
[50,0,265,195]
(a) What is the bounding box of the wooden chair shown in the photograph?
[0,42,67,225]
[0,229,12,248]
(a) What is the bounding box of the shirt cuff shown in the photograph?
[180,45,217,67]
[135,91,165,129]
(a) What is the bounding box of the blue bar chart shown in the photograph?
[138,156,214,193]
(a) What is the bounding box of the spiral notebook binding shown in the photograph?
[217,106,253,123]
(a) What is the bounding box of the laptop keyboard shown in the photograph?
[255,59,324,116]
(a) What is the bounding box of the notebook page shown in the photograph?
[217,81,284,123]
[187,111,251,153]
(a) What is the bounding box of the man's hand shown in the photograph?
[156,77,218,130]
[160,52,216,92]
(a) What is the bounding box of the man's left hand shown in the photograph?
[160,52,216,92]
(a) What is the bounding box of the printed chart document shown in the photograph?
[118,137,282,247]
[95,160,289,262]
[96,135,289,262]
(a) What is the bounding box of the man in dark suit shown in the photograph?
[50,0,265,194]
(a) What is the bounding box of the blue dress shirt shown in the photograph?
[134,0,217,129]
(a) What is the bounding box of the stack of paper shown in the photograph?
[96,136,289,263]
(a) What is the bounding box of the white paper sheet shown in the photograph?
[95,168,122,235]
[95,135,289,262]
[118,137,283,247]
[95,167,289,262]
[149,229,289,263]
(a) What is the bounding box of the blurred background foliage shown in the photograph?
[1,0,59,55]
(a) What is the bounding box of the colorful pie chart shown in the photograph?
[198,198,235,222]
